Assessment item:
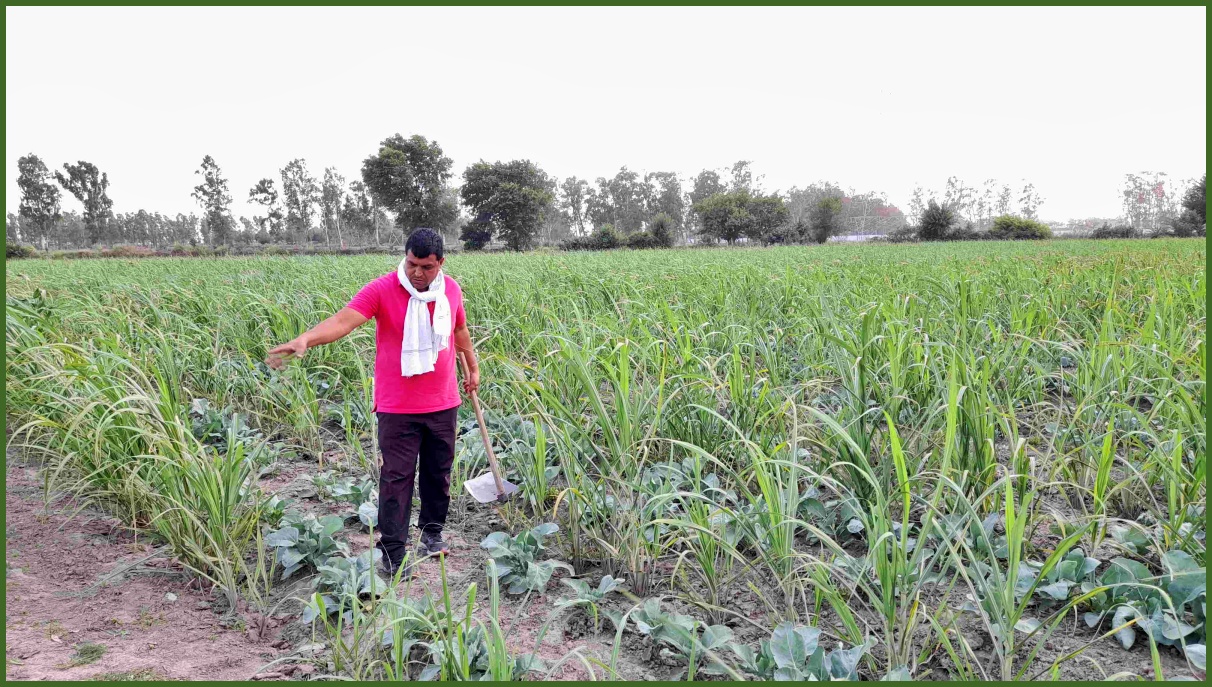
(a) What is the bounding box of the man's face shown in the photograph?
[404,250,444,290]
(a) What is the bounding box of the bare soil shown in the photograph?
[5,463,280,680]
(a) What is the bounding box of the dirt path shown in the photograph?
[5,462,282,681]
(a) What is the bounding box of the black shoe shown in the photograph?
[418,531,450,557]
[380,550,416,580]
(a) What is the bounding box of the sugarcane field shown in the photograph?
[5,5,1207,682]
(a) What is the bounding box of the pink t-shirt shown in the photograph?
[346,273,467,415]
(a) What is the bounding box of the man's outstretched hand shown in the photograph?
[266,338,306,369]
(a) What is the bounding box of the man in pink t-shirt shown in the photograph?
[266,228,480,578]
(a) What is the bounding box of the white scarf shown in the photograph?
[397,260,452,377]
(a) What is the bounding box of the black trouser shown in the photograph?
[376,407,458,565]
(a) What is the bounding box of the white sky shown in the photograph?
[5,6,1206,223]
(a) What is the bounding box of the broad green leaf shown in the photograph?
[882,666,912,680]
[1162,550,1200,574]
[770,622,814,669]
[480,532,509,549]
[531,522,559,538]
[264,526,299,548]
[773,666,804,681]
[701,624,734,650]
[1038,581,1074,601]
[1014,617,1042,634]
[1101,557,1150,587]
[318,515,344,537]
[1185,644,1205,671]
[1112,605,1138,649]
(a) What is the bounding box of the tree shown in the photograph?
[342,180,378,245]
[785,182,846,231]
[1121,171,1178,233]
[747,194,790,244]
[249,178,285,240]
[918,200,955,241]
[729,160,763,193]
[693,190,787,245]
[586,167,646,234]
[280,159,320,242]
[906,185,926,226]
[16,154,61,250]
[688,169,728,240]
[809,197,843,244]
[1018,181,1044,220]
[538,181,573,246]
[643,171,685,234]
[1180,174,1206,224]
[841,191,903,235]
[238,216,258,243]
[976,178,998,229]
[54,160,113,246]
[943,176,974,222]
[1174,174,1206,236]
[648,212,676,248]
[560,176,590,236]
[459,159,555,251]
[995,184,1014,216]
[694,191,750,244]
[361,133,456,232]
[321,167,347,246]
[7,213,22,247]
[192,155,234,245]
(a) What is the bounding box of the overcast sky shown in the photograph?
[6,6,1206,223]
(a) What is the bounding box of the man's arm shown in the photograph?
[266,307,369,369]
[452,322,480,394]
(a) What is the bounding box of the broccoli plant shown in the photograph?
[798,488,867,542]
[356,501,378,529]
[265,512,349,579]
[1082,553,1206,657]
[189,398,281,460]
[613,599,734,678]
[554,575,624,633]
[313,471,377,505]
[1016,548,1102,605]
[480,523,572,594]
[723,622,875,681]
[301,549,389,624]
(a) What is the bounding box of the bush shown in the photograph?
[1090,223,1138,239]
[918,200,955,241]
[945,222,987,241]
[593,224,621,249]
[627,232,659,249]
[809,197,843,244]
[989,215,1052,240]
[884,224,919,243]
[460,221,492,251]
[648,213,677,248]
[1164,214,1205,238]
[562,224,622,251]
[6,243,36,259]
[107,245,158,258]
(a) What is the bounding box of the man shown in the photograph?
[266,228,479,578]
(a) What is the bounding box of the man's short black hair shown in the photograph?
[406,228,444,260]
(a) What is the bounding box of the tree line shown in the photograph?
[7,132,1206,253]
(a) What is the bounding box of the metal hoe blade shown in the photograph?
[464,471,519,504]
